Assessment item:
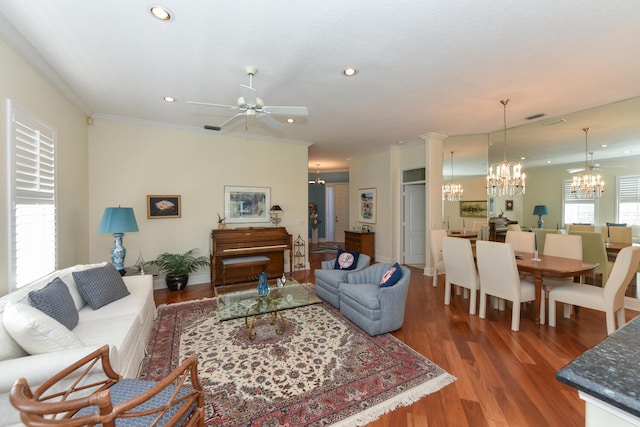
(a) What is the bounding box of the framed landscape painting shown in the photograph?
[147,195,181,218]
[224,186,271,224]
[358,187,377,224]
[460,200,488,218]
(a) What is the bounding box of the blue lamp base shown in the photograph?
[537,216,544,229]
[110,232,127,273]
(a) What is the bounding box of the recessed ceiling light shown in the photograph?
[520,156,526,160]
[150,5,173,21]
[546,160,552,164]
[600,144,608,148]
[343,68,358,77]
[624,150,631,154]
[287,118,294,123]
[163,96,175,102]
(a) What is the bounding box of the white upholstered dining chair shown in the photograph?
[505,230,535,253]
[476,241,536,331]
[442,237,480,315]
[548,246,640,335]
[430,229,447,287]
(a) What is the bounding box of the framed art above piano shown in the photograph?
[224,186,271,224]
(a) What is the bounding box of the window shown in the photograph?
[562,179,596,225]
[7,101,57,291]
[617,175,640,225]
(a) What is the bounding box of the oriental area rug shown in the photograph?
[139,288,455,426]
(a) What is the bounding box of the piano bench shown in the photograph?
[220,256,271,286]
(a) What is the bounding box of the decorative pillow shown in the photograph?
[72,264,130,310]
[334,249,360,270]
[28,277,79,330]
[2,302,83,355]
[380,263,403,288]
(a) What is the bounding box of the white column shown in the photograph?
[420,132,447,277]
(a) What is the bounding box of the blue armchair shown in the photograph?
[338,263,411,336]
[314,253,371,308]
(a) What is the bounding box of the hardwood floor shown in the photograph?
[153,245,638,427]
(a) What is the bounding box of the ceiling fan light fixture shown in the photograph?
[571,127,604,199]
[487,99,526,197]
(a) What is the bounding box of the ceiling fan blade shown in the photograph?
[186,100,237,110]
[567,167,586,174]
[256,113,285,131]
[262,105,309,116]
[240,84,258,107]
[218,113,245,129]
[204,125,221,131]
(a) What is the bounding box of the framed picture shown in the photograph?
[505,200,514,211]
[224,186,271,224]
[460,200,488,218]
[489,197,495,215]
[147,195,181,219]
[358,187,377,224]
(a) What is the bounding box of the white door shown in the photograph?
[332,183,349,243]
[404,183,426,266]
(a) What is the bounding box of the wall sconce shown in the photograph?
[97,206,139,274]
[270,205,284,227]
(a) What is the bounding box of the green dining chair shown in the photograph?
[568,230,613,285]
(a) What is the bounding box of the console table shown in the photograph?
[344,231,375,260]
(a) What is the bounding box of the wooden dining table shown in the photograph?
[604,241,635,255]
[447,230,478,239]
[513,251,599,325]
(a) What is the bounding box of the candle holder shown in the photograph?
[532,249,542,262]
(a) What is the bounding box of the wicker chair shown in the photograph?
[10,345,204,427]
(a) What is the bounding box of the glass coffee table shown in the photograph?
[214,278,321,340]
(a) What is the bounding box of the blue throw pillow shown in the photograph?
[334,249,360,270]
[380,263,403,288]
[72,264,130,310]
[28,277,79,330]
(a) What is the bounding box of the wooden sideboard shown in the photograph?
[344,231,375,260]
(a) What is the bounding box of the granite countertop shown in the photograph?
[556,315,640,417]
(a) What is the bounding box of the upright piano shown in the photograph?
[210,227,293,286]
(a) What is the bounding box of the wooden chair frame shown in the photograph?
[10,345,204,427]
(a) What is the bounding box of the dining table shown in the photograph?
[513,251,599,325]
[604,241,636,255]
[447,230,478,239]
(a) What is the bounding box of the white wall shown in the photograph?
[88,118,310,286]
[0,38,89,297]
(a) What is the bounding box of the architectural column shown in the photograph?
[420,132,447,277]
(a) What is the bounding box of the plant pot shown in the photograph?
[165,273,189,291]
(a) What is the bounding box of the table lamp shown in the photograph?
[270,205,284,226]
[98,207,139,274]
[533,205,549,229]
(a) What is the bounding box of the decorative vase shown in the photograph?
[257,272,270,297]
[218,223,227,229]
[166,273,189,291]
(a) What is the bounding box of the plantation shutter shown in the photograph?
[562,179,595,224]
[9,101,57,289]
[617,175,640,225]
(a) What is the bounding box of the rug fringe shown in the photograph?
[330,372,457,427]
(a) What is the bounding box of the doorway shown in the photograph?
[325,183,349,243]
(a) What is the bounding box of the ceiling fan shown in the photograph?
[567,128,626,174]
[187,66,308,132]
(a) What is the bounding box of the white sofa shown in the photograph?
[0,262,157,427]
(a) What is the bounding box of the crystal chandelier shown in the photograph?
[487,99,526,197]
[571,128,604,198]
[442,151,463,201]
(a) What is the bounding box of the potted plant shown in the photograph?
[149,249,210,291]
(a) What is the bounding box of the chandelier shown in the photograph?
[571,127,604,198]
[487,99,526,197]
[308,164,326,186]
[442,151,463,201]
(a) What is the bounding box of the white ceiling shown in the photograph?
[1,1,640,175]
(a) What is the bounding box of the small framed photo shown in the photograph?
[358,187,377,224]
[361,224,370,233]
[147,195,181,219]
[505,200,514,211]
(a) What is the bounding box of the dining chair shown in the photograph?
[532,229,561,256]
[568,230,613,285]
[430,229,447,287]
[548,246,640,335]
[505,230,535,253]
[568,224,595,232]
[442,237,480,314]
[476,240,536,331]
[507,224,521,231]
[601,226,633,244]
[541,233,583,321]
